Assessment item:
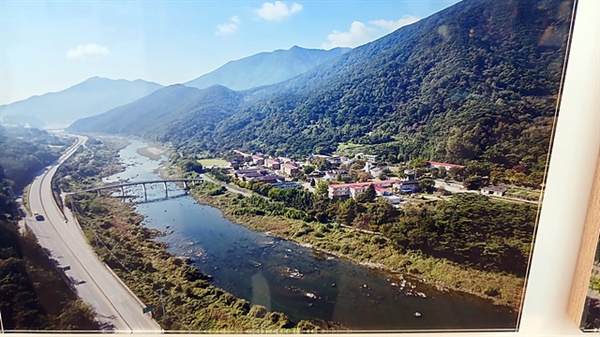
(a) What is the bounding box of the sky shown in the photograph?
[0,0,460,105]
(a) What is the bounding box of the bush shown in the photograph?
[249,305,268,318]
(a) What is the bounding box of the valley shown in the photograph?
[0,0,576,333]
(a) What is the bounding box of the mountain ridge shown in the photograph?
[184,46,351,91]
[0,77,163,128]
[70,0,574,182]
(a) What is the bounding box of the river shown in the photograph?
[104,139,518,332]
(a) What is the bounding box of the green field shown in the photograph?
[198,158,230,167]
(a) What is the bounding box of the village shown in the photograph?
[198,149,539,206]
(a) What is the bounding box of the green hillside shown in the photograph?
[70,0,573,183]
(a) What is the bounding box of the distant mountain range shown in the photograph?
[1,46,349,129]
[0,77,163,128]
[184,46,351,91]
[71,0,573,176]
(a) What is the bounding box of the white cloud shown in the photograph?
[66,44,110,59]
[255,1,303,22]
[370,15,420,31]
[216,16,241,36]
[321,21,375,49]
[321,15,420,49]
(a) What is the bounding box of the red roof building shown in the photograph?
[327,180,401,199]
[427,161,465,171]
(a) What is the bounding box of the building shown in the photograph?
[480,186,508,197]
[349,185,369,199]
[235,168,284,184]
[265,158,281,170]
[328,179,400,199]
[253,174,283,184]
[399,181,420,193]
[323,169,349,181]
[252,155,265,166]
[235,168,267,181]
[403,169,416,180]
[427,161,465,171]
[328,184,351,199]
[370,167,384,178]
[271,181,303,190]
[282,162,299,176]
[356,153,378,163]
[375,186,392,196]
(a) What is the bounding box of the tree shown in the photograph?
[356,184,376,203]
[368,198,397,225]
[448,166,466,181]
[379,168,392,180]
[418,178,435,194]
[303,165,315,175]
[314,181,329,200]
[463,175,487,190]
[336,198,358,225]
[181,159,204,174]
[465,160,491,177]
[356,172,372,182]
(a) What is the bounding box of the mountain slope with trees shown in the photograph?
[70,0,573,182]
[70,84,243,146]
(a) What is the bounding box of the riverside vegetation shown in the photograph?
[55,138,323,332]
[171,159,534,310]
[185,180,528,310]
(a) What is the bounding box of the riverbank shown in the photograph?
[186,182,524,311]
[69,192,323,332]
[57,138,329,332]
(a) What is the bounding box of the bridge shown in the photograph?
[73,178,203,200]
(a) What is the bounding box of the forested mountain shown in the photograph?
[184,46,351,91]
[70,84,243,144]
[0,127,71,192]
[70,0,573,179]
[0,77,163,128]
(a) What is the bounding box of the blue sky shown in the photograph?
[0,0,459,105]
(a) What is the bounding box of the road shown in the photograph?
[26,135,162,333]
[433,179,467,193]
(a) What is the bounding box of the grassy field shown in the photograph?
[198,158,230,167]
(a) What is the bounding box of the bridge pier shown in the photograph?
[120,186,125,197]
[142,183,147,202]
[183,181,188,189]
[163,181,168,198]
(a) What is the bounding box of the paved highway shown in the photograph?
[26,136,162,333]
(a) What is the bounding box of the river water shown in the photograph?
[105,139,518,331]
